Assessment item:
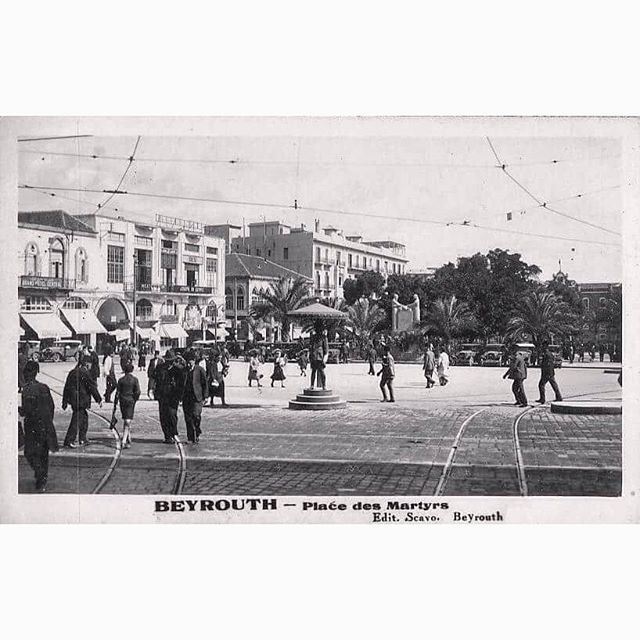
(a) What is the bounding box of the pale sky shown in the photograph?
[18,134,622,283]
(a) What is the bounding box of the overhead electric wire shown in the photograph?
[17,135,93,142]
[486,136,621,236]
[91,136,141,214]
[19,182,621,248]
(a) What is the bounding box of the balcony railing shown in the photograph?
[20,275,76,291]
[124,281,213,295]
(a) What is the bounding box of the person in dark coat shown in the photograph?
[154,351,185,443]
[536,343,563,404]
[20,361,58,492]
[62,356,102,447]
[377,344,396,402]
[87,345,100,383]
[18,344,28,392]
[147,350,160,398]
[297,348,309,376]
[138,343,147,371]
[182,351,208,443]
[115,362,141,448]
[309,324,329,390]
[503,345,528,407]
[367,343,377,376]
[270,349,287,388]
[207,352,227,407]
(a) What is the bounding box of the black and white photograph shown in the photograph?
[0,115,637,524]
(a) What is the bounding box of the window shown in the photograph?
[163,299,176,316]
[185,264,199,288]
[392,263,397,274]
[256,248,261,257]
[134,248,152,287]
[384,261,388,272]
[362,256,367,269]
[107,245,124,283]
[324,248,329,261]
[184,243,200,253]
[348,254,353,267]
[22,296,51,311]
[252,287,261,305]
[162,240,177,250]
[283,247,289,260]
[49,238,65,279]
[324,272,330,288]
[24,242,40,276]
[225,286,233,310]
[582,298,590,310]
[376,259,380,271]
[316,247,321,262]
[338,275,343,286]
[63,296,88,309]
[75,248,88,283]
[206,258,217,273]
[267,249,271,257]
[134,235,153,247]
[316,271,321,289]
[236,286,245,311]
[337,250,342,264]
[136,299,153,319]
[106,231,125,243]
[206,246,218,255]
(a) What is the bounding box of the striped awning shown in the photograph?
[20,313,72,339]
[157,323,188,339]
[61,308,108,335]
[136,326,158,340]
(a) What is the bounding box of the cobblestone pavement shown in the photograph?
[17,362,622,496]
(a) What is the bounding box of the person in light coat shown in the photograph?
[436,348,450,386]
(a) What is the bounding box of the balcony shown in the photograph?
[20,275,76,291]
[124,281,212,295]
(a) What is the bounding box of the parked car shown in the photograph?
[454,343,482,366]
[40,339,83,362]
[18,339,42,361]
[516,342,536,366]
[481,344,505,367]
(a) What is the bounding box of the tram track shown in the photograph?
[38,370,186,495]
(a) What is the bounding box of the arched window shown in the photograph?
[75,247,88,283]
[63,296,88,310]
[225,286,233,310]
[236,285,245,311]
[49,238,65,279]
[21,296,51,311]
[24,242,40,276]
[136,299,153,319]
[252,287,260,305]
[599,296,607,308]
[582,297,590,310]
[205,300,218,319]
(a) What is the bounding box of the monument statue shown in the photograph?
[392,293,421,332]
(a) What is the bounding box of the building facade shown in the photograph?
[228,220,409,300]
[225,253,312,342]
[18,210,226,353]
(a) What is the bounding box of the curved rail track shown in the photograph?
[39,370,186,495]
[434,405,539,497]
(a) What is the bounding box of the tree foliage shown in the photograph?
[342,270,386,305]
[421,296,477,347]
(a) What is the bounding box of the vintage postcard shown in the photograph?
[0,116,638,523]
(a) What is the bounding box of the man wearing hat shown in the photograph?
[154,350,186,443]
[309,323,329,390]
[502,343,528,407]
[20,360,59,491]
[62,355,103,447]
[182,349,208,443]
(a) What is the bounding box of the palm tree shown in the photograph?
[250,276,312,341]
[346,297,386,347]
[506,289,577,348]
[421,295,476,348]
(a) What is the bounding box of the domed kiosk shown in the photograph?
[287,302,348,410]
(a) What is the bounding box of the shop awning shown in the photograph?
[136,326,158,340]
[108,328,131,341]
[157,323,188,339]
[61,308,108,335]
[20,313,72,339]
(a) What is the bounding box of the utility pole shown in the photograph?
[132,254,137,346]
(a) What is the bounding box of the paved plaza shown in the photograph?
[18,359,622,496]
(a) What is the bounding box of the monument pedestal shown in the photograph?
[289,388,346,410]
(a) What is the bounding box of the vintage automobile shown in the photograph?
[453,343,482,366]
[480,344,505,366]
[18,339,42,361]
[40,339,83,362]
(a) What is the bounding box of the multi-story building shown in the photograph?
[18,210,226,353]
[228,219,408,299]
[225,253,312,341]
[576,281,622,347]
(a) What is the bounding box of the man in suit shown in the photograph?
[154,350,185,443]
[182,350,208,443]
[536,342,563,404]
[62,355,102,447]
[309,323,329,390]
[20,360,59,491]
[147,350,160,398]
[87,344,100,384]
[503,345,528,407]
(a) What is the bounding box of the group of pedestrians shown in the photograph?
[422,344,450,388]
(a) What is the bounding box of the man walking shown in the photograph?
[147,350,160,399]
[377,344,395,402]
[87,345,100,385]
[367,342,376,376]
[423,343,436,388]
[103,347,117,403]
[62,355,102,447]
[154,350,185,443]
[503,345,528,407]
[182,350,208,443]
[20,360,58,492]
[309,324,329,390]
[536,342,563,404]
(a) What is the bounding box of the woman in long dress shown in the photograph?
[248,349,263,388]
[114,362,141,448]
[270,349,287,388]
